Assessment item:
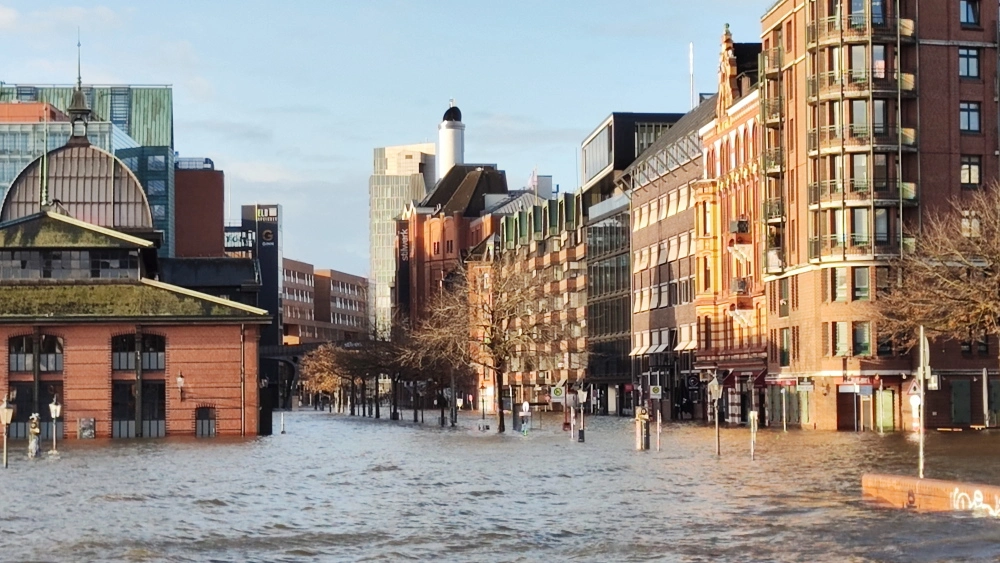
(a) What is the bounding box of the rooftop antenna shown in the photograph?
[77,28,82,89]
[689,42,695,110]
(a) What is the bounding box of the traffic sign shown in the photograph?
[650,385,662,399]
[551,386,565,403]
[905,378,921,396]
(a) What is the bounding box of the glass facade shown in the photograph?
[368,144,434,335]
[117,147,175,257]
[0,122,137,203]
[587,197,631,384]
[582,125,612,184]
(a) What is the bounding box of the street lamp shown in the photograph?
[49,394,61,454]
[0,395,13,468]
[576,388,588,442]
[479,383,486,420]
[176,372,186,402]
[707,374,723,457]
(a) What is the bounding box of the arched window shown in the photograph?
[8,335,32,372]
[141,334,165,371]
[196,407,217,437]
[111,334,165,371]
[112,334,135,370]
[39,335,63,371]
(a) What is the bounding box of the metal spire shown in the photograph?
[77,28,82,89]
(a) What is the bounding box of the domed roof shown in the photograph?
[442,105,462,122]
[0,144,153,229]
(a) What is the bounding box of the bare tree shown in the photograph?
[408,249,562,433]
[873,185,1000,353]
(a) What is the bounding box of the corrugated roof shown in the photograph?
[1,144,153,229]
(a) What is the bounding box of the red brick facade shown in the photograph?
[0,324,260,438]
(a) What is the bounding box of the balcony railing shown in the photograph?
[809,234,913,260]
[808,179,917,205]
[761,47,782,76]
[763,96,783,124]
[808,69,916,99]
[762,148,784,174]
[807,16,916,46]
[764,197,784,221]
[808,124,917,152]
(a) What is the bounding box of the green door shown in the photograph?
[876,390,894,432]
[952,379,972,425]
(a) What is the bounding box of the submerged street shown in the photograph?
[4,411,1000,562]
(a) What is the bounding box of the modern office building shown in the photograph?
[369,143,435,335]
[0,103,139,200]
[580,112,683,416]
[761,0,998,430]
[117,146,175,257]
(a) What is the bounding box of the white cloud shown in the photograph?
[224,161,306,184]
[0,5,18,30]
[0,4,126,34]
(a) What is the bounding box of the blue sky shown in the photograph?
[0,1,766,277]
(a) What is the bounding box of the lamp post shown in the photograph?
[49,394,61,454]
[0,395,13,468]
[176,372,186,402]
[479,383,486,420]
[708,374,722,457]
[576,388,588,442]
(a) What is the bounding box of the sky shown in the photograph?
[0,0,766,277]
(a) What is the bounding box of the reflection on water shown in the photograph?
[4,411,1000,562]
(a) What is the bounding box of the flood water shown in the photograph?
[3,410,1000,562]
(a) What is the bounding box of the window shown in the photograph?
[875,266,891,297]
[446,240,453,254]
[853,267,870,300]
[151,204,166,220]
[853,322,871,356]
[196,407,217,437]
[959,48,981,78]
[960,0,980,26]
[961,155,982,188]
[433,242,440,255]
[147,155,166,171]
[112,335,135,370]
[141,334,166,371]
[8,335,32,372]
[779,328,791,367]
[833,321,850,356]
[960,102,981,132]
[147,179,166,195]
[832,268,848,302]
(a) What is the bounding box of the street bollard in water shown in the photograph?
[280,413,286,435]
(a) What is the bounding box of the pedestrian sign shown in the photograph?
[650,385,662,399]
[551,386,565,403]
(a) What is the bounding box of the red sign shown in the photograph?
[624,384,634,392]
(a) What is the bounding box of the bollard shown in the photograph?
[656,410,662,451]
[569,408,575,442]
[280,412,286,434]
[577,405,585,443]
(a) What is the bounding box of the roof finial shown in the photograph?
[449,98,455,107]
[76,27,82,89]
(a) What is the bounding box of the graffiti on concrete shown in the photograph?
[951,488,1000,517]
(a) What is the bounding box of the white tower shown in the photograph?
[436,99,465,182]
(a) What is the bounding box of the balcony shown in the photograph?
[810,234,910,261]
[761,47,782,78]
[731,277,750,296]
[764,197,784,223]
[763,96,783,127]
[808,16,916,48]
[764,247,784,274]
[808,69,916,101]
[809,179,919,207]
[762,148,784,177]
[808,125,917,153]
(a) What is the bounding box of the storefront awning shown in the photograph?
[722,368,766,387]
[555,376,568,389]
[674,337,689,352]
[628,346,643,356]
[649,343,671,354]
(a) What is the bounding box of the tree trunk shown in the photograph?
[496,368,506,433]
[350,378,356,416]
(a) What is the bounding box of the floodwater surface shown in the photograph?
[2,410,1000,562]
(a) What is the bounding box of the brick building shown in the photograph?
[761,0,999,430]
[0,84,268,439]
[694,29,767,425]
[174,157,225,258]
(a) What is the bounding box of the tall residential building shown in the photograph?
[761,0,998,430]
[369,143,435,335]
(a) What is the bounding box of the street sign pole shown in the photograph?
[919,325,927,479]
